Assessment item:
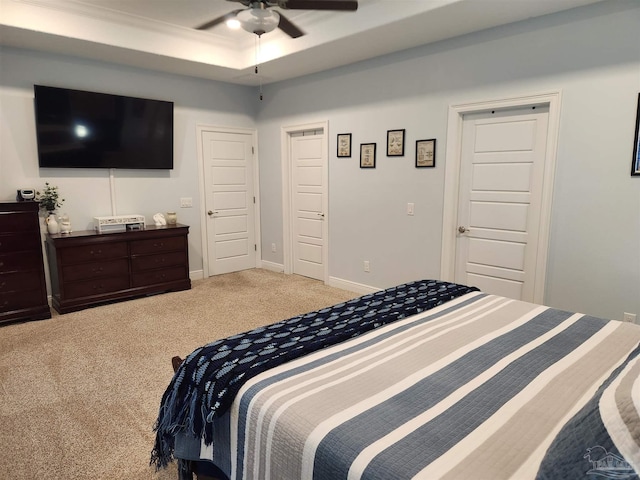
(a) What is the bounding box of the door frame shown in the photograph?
[196,124,261,277]
[281,120,329,282]
[440,91,562,304]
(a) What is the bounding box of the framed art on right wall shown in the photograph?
[416,139,436,168]
[337,133,352,158]
[632,93,640,176]
[360,143,376,168]
[387,129,405,157]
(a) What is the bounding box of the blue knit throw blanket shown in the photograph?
[151,279,479,470]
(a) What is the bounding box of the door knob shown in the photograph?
[458,226,469,233]
[208,210,218,216]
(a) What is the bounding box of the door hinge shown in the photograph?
[253,196,256,204]
[252,146,255,154]
[254,244,257,251]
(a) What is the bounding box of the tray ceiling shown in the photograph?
[0,0,606,85]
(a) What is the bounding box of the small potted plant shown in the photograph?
[37,182,65,234]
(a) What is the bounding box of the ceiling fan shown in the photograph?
[195,0,359,38]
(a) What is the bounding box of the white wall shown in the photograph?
[0,48,257,275]
[256,0,640,320]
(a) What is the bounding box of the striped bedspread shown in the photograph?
[205,291,640,479]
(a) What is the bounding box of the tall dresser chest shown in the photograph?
[0,202,51,325]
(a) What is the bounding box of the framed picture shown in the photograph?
[387,129,405,156]
[416,139,436,168]
[337,133,352,158]
[360,143,376,168]
[632,93,640,176]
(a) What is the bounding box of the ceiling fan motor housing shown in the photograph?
[237,7,280,36]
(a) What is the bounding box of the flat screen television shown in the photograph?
[34,85,174,169]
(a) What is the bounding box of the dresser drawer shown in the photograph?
[0,288,45,313]
[132,266,186,287]
[62,259,130,282]
[131,251,186,272]
[0,251,42,272]
[0,271,43,293]
[130,235,185,255]
[0,211,38,232]
[64,276,131,300]
[0,234,40,254]
[58,241,128,265]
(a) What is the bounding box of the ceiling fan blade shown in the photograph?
[196,10,243,30]
[277,12,305,38]
[280,0,358,11]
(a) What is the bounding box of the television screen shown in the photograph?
[34,85,174,169]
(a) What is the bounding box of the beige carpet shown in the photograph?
[0,269,357,480]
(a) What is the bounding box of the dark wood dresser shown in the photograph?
[45,224,191,314]
[0,202,51,325]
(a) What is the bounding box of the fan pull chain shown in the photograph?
[255,34,259,75]
[255,35,263,101]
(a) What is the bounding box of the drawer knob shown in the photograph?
[0,261,3,267]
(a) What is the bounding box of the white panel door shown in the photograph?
[291,131,326,280]
[202,130,256,275]
[455,106,549,301]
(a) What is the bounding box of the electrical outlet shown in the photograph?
[623,312,637,323]
[407,203,414,216]
[271,243,276,253]
[364,260,370,272]
[180,197,192,208]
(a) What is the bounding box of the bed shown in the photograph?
[151,279,640,480]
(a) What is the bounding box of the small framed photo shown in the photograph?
[337,133,352,158]
[387,129,405,156]
[360,143,376,168]
[416,139,436,168]
[632,93,640,176]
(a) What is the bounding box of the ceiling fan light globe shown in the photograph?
[226,18,241,29]
[237,8,280,35]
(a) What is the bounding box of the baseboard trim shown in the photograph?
[327,276,380,295]
[261,261,285,273]
[189,270,205,281]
